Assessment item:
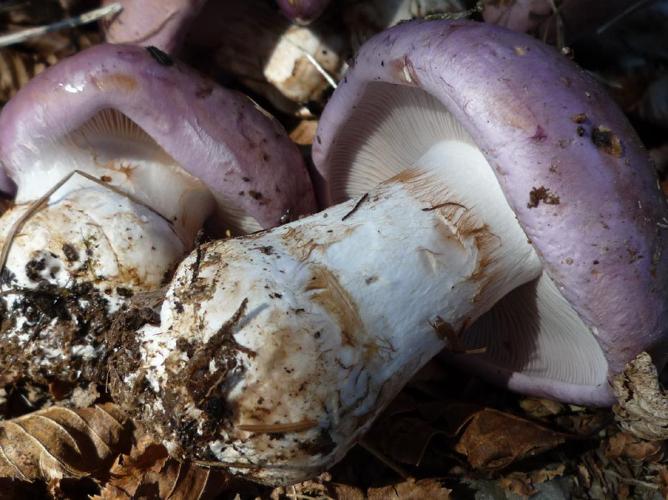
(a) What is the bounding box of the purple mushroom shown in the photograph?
[482,0,635,42]
[276,0,332,24]
[101,0,208,54]
[107,20,667,484]
[0,43,315,386]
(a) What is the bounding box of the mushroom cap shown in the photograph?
[0,43,316,230]
[313,19,668,404]
[101,0,207,54]
[276,0,331,24]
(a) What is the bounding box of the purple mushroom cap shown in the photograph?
[102,0,207,54]
[276,0,332,24]
[0,43,316,231]
[313,19,668,405]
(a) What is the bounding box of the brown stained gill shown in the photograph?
[527,186,560,208]
[592,125,624,158]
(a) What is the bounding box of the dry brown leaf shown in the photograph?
[289,120,319,146]
[498,472,537,497]
[605,431,664,462]
[367,478,451,500]
[613,352,668,441]
[329,483,365,500]
[519,397,564,418]
[454,408,566,470]
[0,403,131,482]
[95,435,230,500]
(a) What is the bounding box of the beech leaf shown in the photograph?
[0,403,131,482]
[95,436,231,500]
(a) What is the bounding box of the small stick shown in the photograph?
[341,193,369,221]
[596,0,658,35]
[422,201,467,212]
[236,419,319,434]
[284,37,338,90]
[0,3,123,48]
[358,439,410,480]
[0,169,171,278]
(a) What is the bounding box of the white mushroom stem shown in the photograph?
[128,141,543,484]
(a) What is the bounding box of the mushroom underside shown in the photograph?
[325,82,609,404]
[14,109,262,237]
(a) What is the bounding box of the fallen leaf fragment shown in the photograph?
[454,408,567,470]
[612,352,668,441]
[95,435,231,500]
[519,397,564,418]
[367,478,451,500]
[605,431,664,462]
[289,120,319,146]
[0,403,131,482]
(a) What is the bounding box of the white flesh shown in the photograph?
[130,141,542,483]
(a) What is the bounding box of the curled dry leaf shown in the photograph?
[612,352,668,441]
[454,408,567,470]
[95,435,231,500]
[605,431,664,463]
[0,403,131,482]
[519,397,565,418]
[367,478,451,500]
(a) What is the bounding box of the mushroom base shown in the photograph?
[0,187,185,386]
[109,148,542,484]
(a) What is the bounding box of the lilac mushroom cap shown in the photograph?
[0,43,316,235]
[482,0,634,42]
[313,19,668,405]
[101,0,208,54]
[276,0,332,24]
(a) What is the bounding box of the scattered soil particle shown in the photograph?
[571,113,587,123]
[592,125,623,157]
[527,186,561,208]
[61,243,79,263]
[0,281,113,386]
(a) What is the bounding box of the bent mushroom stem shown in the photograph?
[111,140,542,484]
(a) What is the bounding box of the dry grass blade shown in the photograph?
[0,3,121,47]
[95,436,231,499]
[0,403,131,482]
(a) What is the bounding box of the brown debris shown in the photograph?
[612,352,668,441]
[591,125,624,157]
[527,186,560,208]
[0,403,131,482]
[289,120,319,146]
[454,408,567,470]
[367,478,451,499]
[94,435,232,500]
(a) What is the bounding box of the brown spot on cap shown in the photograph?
[592,126,623,157]
[92,73,138,92]
[527,186,560,208]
